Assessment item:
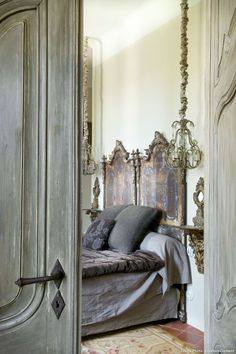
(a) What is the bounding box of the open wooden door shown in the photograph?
[0,0,81,353]
[205,0,236,351]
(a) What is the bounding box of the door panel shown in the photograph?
[0,22,24,307]
[206,1,236,351]
[0,3,46,330]
[0,0,80,352]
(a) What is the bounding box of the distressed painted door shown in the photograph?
[0,0,80,353]
[205,0,236,351]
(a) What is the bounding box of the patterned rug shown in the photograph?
[81,344,100,354]
[82,324,196,354]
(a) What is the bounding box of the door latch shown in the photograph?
[15,259,65,288]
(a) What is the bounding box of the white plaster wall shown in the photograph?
[185,2,205,331]
[94,2,205,331]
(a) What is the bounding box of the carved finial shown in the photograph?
[107,140,129,163]
[144,132,168,160]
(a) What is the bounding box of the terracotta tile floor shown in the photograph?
[159,320,204,352]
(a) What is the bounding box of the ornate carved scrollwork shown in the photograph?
[213,286,236,351]
[189,177,204,273]
[188,233,204,273]
[82,36,96,175]
[218,9,236,79]
[193,177,204,228]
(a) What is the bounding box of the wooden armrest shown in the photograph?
[156,223,204,241]
[167,224,204,238]
[82,208,102,221]
[156,223,185,241]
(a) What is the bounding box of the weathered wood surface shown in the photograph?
[0,0,80,353]
[102,132,186,227]
[205,0,236,351]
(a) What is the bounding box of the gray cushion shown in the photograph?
[108,205,160,253]
[97,205,130,221]
[83,219,116,250]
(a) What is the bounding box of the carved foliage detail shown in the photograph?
[189,233,204,274]
[214,286,236,320]
[190,177,204,274]
[217,8,236,79]
[213,287,236,351]
[193,177,204,229]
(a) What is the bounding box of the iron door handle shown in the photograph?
[15,259,65,288]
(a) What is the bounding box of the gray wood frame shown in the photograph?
[0,0,81,352]
[205,0,236,351]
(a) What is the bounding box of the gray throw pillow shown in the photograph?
[97,205,130,221]
[83,219,116,250]
[108,205,160,253]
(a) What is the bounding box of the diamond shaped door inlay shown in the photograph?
[51,290,66,319]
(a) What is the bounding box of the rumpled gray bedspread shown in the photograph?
[82,248,165,278]
[140,232,192,293]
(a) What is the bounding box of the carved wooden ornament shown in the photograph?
[190,177,204,274]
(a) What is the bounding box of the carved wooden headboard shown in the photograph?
[101,131,186,227]
[97,131,188,322]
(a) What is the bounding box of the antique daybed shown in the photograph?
[81,132,191,337]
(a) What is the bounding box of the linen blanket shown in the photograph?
[140,232,192,293]
[82,248,165,278]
